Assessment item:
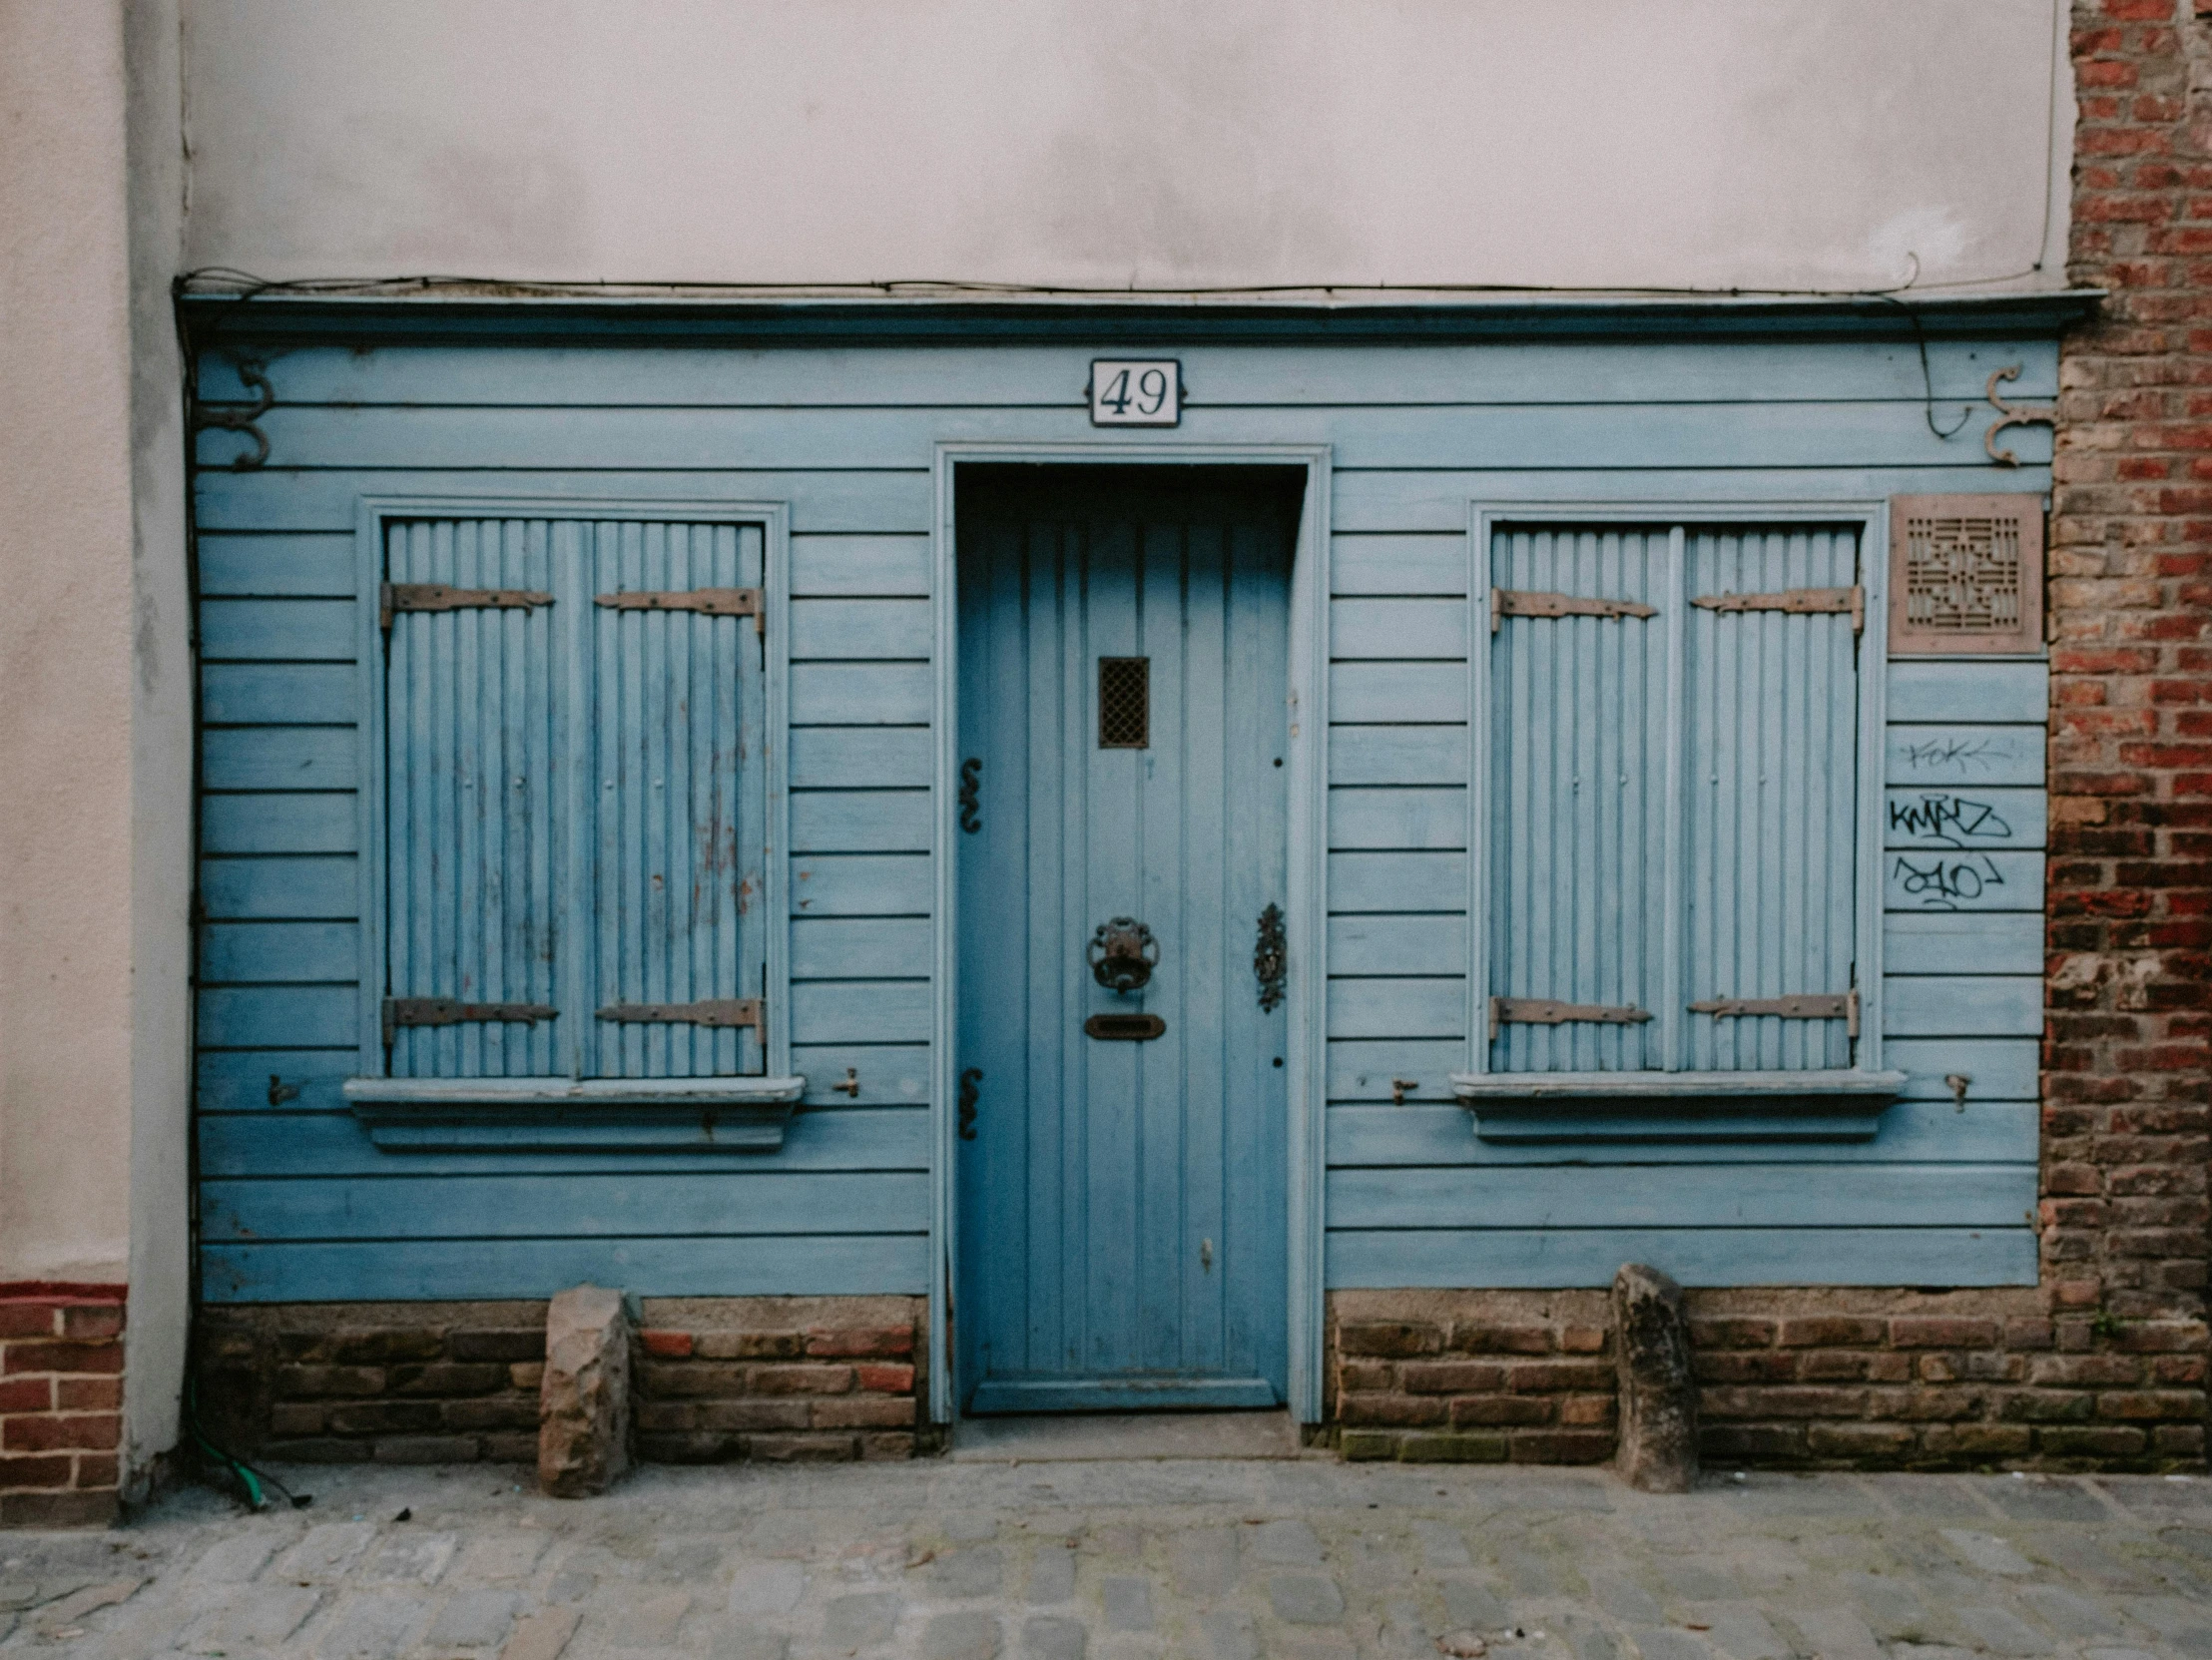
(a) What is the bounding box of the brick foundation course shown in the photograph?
[1,1282,126,1526]
[633,1296,926,1463]
[195,1295,927,1466]
[1330,1288,2206,1471]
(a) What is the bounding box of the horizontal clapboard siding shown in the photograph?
[197,329,2053,1303]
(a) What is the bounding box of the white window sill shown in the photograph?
[1447,1069,1908,1144]
[343,1075,808,1152]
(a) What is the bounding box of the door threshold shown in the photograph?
[948,1409,1304,1462]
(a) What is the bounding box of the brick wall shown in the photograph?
[2045,0,2212,1455]
[1329,1288,2204,1469]
[634,1296,926,1463]
[195,1295,927,1466]
[1,1283,126,1526]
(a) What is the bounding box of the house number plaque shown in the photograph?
[1089,360,1181,426]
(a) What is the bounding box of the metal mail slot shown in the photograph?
[1085,1013,1166,1041]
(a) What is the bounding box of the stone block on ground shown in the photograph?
[1612,1262,1696,1492]
[538,1285,631,1498]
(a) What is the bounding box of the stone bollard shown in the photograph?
[1611,1263,1697,1492]
[539,1284,632,1497]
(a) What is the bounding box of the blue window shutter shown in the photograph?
[580,520,769,1078]
[1486,524,1672,1073]
[1681,524,1861,1072]
[383,519,565,1078]
[379,514,769,1081]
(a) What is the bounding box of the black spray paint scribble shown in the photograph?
[1894,852,2005,910]
[1899,736,2010,775]
[1887,794,2015,848]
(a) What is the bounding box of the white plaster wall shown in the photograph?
[0,0,140,1290]
[124,0,192,1486]
[179,0,2071,294]
[0,0,189,1480]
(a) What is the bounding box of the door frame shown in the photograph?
[929,442,1333,1425]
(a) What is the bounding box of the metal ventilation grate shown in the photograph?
[1098,657,1150,749]
[1889,495,2043,656]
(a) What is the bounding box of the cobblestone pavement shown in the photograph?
[2,1458,2210,1660]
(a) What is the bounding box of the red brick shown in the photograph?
[0,1413,119,1452]
[640,1330,694,1359]
[2094,1388,2205,1419]
[71,1453,119,1488]
[1399,1361,1505,1394]
[1337,1361,1393,1392]
[1777,1318,1886,1349]
[855,1363,915,1393]
[0,1307,59,1340]
[60,1306,123,1341]
[750,1364,853,1395]
[1450,1324,1554,1356]
[1340,1392,1447,1426]
[1447,1394,1552,1426]
[1337,1322,1442,1358]
[1889,1318,2002,1349]
[1688,1317,1777,1349]
[1503,1361,1610,1392]
[56,1377,120,1410]
[0,1378,51,1413]
[1,1340,121,1376]
[811,1395,914,1429]
[0,1452,72,1489]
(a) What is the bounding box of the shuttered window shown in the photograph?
[1480,520,1867,1076]
[377,516,770,1080]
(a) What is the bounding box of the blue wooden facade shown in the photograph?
[188,298,2070,1423]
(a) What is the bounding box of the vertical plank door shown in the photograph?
[956,467,1298,1411]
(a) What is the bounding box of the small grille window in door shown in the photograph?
[1098,656,1150,749]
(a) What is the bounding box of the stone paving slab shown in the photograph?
[0,1460,2208,1660]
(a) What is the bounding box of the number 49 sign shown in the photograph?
[1089,359,1181,426]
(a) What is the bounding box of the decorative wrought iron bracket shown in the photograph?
[1983,365,2055,467]
[192,360,273,470]
[1254,903,1287,1012]
[958,758,982,833]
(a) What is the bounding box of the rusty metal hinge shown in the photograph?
[382,996,558,1050]
[595,587,764,635]
[1691,586,1865,636]
[1491,588,1658,633]
[380,583,554,634]
[1488,996,1653,1041]
[596,997,764,1034]
[1689,989,1860,1039]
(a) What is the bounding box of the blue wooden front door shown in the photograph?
[955,467,1297,1412]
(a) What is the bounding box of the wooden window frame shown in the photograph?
[348,496,797,1096]
[1461,501,1896,1106]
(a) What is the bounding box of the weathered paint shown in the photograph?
[191,324,2052,1314]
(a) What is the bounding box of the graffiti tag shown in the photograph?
[1893,852,2006,911]
[1886,794,2015,848]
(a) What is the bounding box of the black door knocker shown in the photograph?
[1087,917,1159,993]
